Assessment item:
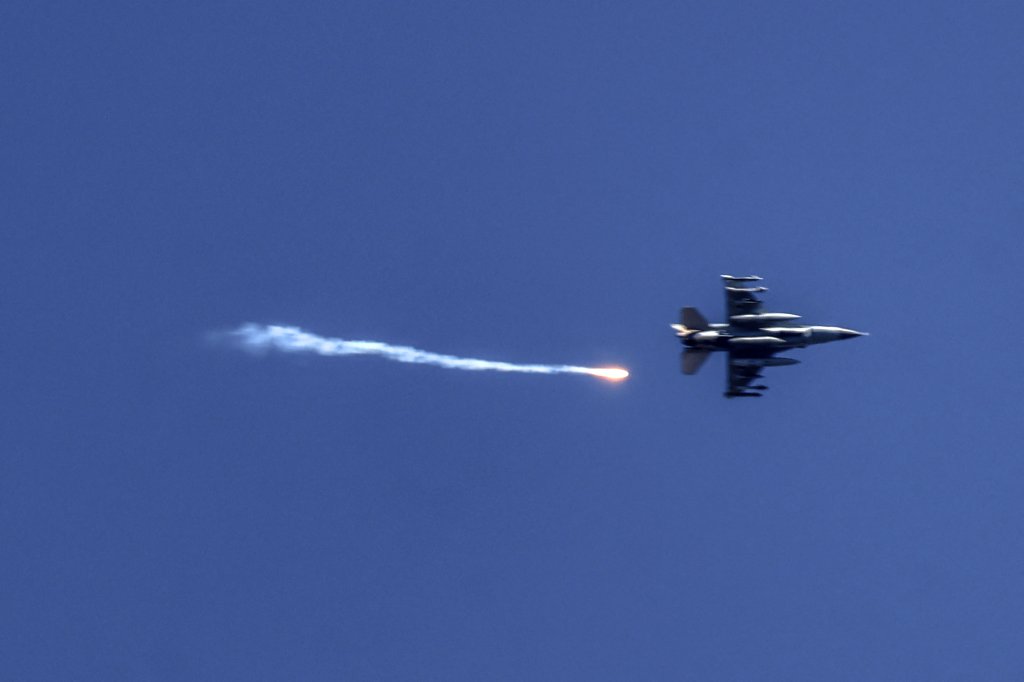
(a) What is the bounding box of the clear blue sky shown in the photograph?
[5,2,1024,679]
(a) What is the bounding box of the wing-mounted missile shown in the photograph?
[721,274,763,282]
[724,286,768,293]
[725,390,762,398]
[730,313,801,327]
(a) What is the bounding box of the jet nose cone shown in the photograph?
[838,328,868,339]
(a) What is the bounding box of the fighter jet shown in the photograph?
[673,275,866,398]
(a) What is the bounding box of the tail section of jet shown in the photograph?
[680,307,709,331]
[681,349,711,375]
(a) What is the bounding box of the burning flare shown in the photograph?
[587,367,630,381]
[225,324,629,382]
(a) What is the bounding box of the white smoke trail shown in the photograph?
[228,324,628,381]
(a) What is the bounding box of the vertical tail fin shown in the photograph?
[681,307,709,331]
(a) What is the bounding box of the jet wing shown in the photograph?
[726,352,770,398]
[722,275,766,318]
[725,351,801,398]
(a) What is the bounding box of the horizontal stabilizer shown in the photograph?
[682,349,711,375]
[721,274,762,282]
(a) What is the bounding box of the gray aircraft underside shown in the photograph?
[673,275,866,398]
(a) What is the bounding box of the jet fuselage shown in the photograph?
[672,323,865,353]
